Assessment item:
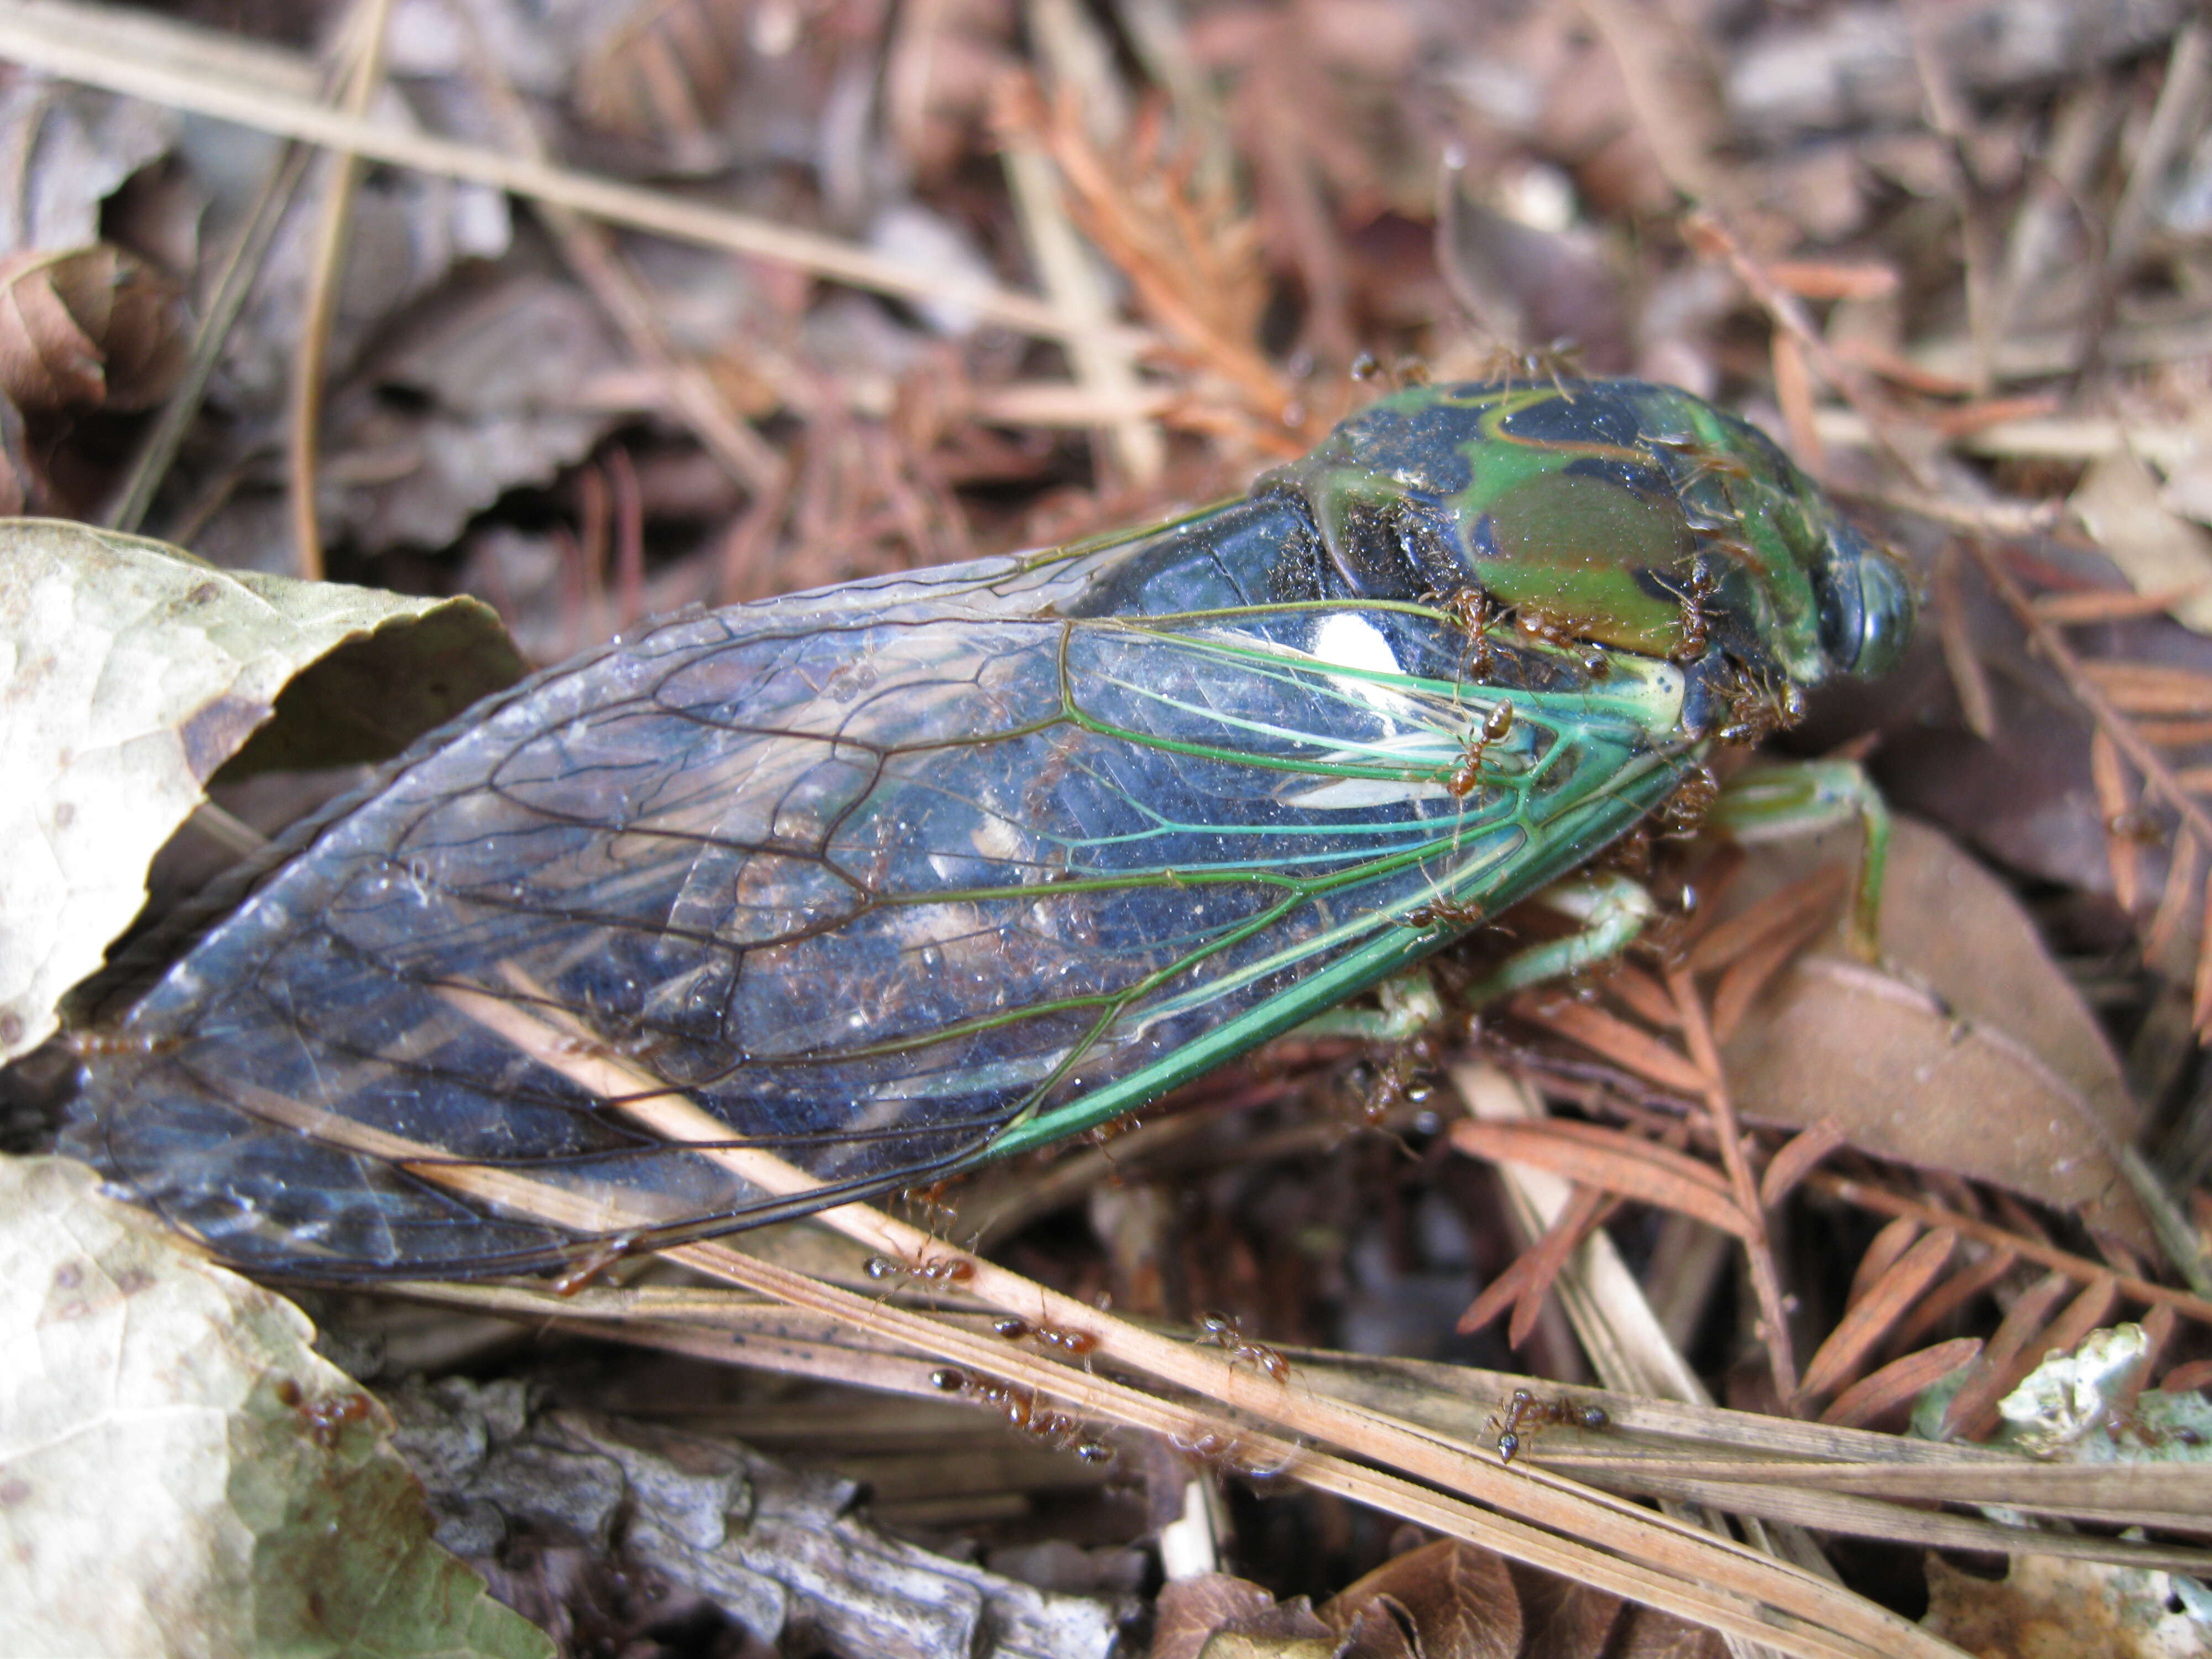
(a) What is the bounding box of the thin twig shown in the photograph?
[104,140,315,535]
[0,0,1129,349]
[1669,967,1800,1400]
[1966,538,2212,857]
[1681,210,1934,493]
[413,974,1947,1659]
[286,0,394,581]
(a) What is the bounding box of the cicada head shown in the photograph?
[1259,378,1914,706]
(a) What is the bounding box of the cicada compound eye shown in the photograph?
[1817,523,1916,680]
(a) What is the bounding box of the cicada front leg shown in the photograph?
[1703,759,1892,960]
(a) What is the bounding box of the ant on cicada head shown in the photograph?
[1473,340,1585,395]
[1488,1386,1611,1464]
[1660,557,1722,664]
[928,1366,1115,1464]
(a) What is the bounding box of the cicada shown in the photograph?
[62,379,1912,1277]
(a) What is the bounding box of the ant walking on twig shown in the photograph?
[1197,1313,1293,1385]
[1487,1386,1611,1464]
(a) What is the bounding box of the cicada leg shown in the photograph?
[1290,966,1446,1043]
[1455,872,1657,1006]
[1702,758,1891,961]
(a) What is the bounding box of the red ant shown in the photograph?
[1663,557,1721,663]
[1655,764,1720,839]
[1197,1313,1292,1385]
[1399,891,1486,935]
[1488,1387,1611,1464]
[547,1232,643,1296]
[992,1314,1103,1363]
[1513,609,1610,678]
[1713,666,1808,747]
[1171,1424,1299,1480]
[1447,701,1515,798]
[865,1248,976,1293]
[274,1378,374,1450]
[929,1367,1114,1463]
[1423,585,1503,682]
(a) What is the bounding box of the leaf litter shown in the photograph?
[1,0,2211,1656]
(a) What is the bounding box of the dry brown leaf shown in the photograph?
[1449,1119,1749,1239]
[1718,817,2153,1253]
[1821,1339,1984,1429]
[1509,1562,1625,1659]
[1507,993,1709,1095]
[1154,1576,1284,1659]
[1610,1605,1728,1659]
[1923,1552,2212,1658]
[2081,658,2212,717]
[1319,1539,1522,1659]
[1798,1228,1958,1402]
[1760,1117,1849,1208]
[0,243,185,414]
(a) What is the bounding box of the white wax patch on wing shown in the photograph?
[1311,612,1402,678]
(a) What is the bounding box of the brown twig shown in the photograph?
[1670,966,1800,1400]
[1681,210,1934,493]
[287,0,394,581]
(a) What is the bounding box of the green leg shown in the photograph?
[1704,758,1891,959]
[1294,760,1888,1046]
[1295,966,1445,1042]
[1455,872,1657,1005]
[1298,872,1658,1044]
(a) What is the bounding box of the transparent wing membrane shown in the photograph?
[70,575,1689,1274]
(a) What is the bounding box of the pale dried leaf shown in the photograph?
[2072,450,2212,634]
[0,77,174,254]
[0,1155,551,1659]
[0,521,525,1061]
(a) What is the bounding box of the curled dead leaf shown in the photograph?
[1318,1540,1521,1659]
[0,520,526,1062]
[0,243,185,413]
[1717,817,2153,1253]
